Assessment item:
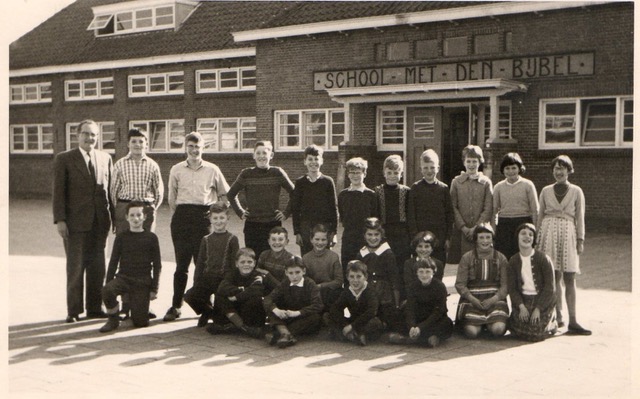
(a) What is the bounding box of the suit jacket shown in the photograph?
[53,147,114,233]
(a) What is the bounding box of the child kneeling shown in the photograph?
[100,201,162,333]
[325,260,383,346]
[263,257,323,348]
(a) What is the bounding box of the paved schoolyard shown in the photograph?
[6,199,637,398]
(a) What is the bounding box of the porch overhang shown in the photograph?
[326,79,527,104]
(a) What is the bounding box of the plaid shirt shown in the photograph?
[111,153,164,208]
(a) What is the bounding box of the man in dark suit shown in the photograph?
[53,119,114,322]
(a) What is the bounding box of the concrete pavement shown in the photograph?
[6,200,638,398]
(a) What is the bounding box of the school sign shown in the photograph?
[314,52,594,90]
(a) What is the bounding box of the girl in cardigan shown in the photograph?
[507,223,557,341]
[454,223,509,338]
[536,155,590,335]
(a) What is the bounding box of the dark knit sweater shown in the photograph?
[107,230,162,291]
[338,188,379,239]
[263,276,323,316]
[405,278,449,330]
[289,174,338,235]
[194,231,239,284]
[507,250,556,311]
[407,178,453,240]
[330,285,379,333]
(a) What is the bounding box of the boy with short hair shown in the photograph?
[337,157,379,271]
[407,149,453,280]
[207,248,279,337]
[289,145,338,256]
[302,224,343,308]
[183,202,239,327]
[100,201,161,332]
[263,257,323,348]
[256,226,297,282]
[326,260,383,346]
[227,141,295,257]
[374,154,411,295]
[111,128,163,233]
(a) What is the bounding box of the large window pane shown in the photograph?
[330,111,345,147]
[544,103,576,144]
[241,119,257,150]
[241,68,256,88]
[168,74,184,92]
[67,82,81,98]
[130,77,147,93]
[198,72,217,90]
[381,110,404,144]
[100,79,114,96]
[220,70,238,89]
[582,100,616,144]
[25,86,38,101]
[169,121,185,150]
[198,120,218,150]
[26,126,39,150]
[136,9,153,28]
[304,112,326,147]
[220,120,239,151]
[116,12,133,31]
[11,86,23,102]
[156,6,174,25]
[623,99,633,143]
[12,127,24,150]
[149,122,167,151]
[101,123,115,151]
[41,125,54,150]
[149,76,166,92]
[40,84,52,100]
[278,113,300,148]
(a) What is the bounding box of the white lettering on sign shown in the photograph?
[314,53,594,90]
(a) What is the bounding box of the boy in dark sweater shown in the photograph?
[100,201,161,332]
[407,149,453,280]
[263,257,323,348]
[183,202,239,327]
[289,144,338,256]
[326,260,382,346]
[207,248,279,337]
[227,140,294,257]
[337,157,379,272]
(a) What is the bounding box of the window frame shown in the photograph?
[128,72,184,97]
[65,78,114,101]
[89,4,176,37]
[481,101,512,142]
[10,124,54,154]
[10,82,52,104]
[196,67,256,93]
[273,109,345,151]
[196,117,257,153]
[129,119,185,153]
[66,122,116,153]
[377,106,406,151]
[539,96,633,149]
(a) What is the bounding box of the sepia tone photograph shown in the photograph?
[3,0,637,397]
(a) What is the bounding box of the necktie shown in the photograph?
[88,153,96,183]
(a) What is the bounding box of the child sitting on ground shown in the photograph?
[325,260,383,346]
[389,259,453,347]
[183,202,239,327]
[302,224,343,308]
[263,257,323,348]
[100,201,162,333]
[207,248,279,338]
[256,226,298,283]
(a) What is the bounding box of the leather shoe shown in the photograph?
[567,324,592,336]
[65,315,80,323]
[87,311,108,319]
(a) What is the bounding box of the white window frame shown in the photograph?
[10,82,52,104]
[274,109,345,151]
[66,122,116,153]
[128,72,184,97]
[10,124,54,153]
[65,78,114,101]
[129,119,185,153]
[89,4,176,37]
[481,101,512,142]
[196,67,256,93]
[539,96,633,149]
[196,117,257,153]
[377,106,406,151]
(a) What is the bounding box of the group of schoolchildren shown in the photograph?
[101,136,591,349]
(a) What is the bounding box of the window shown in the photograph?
[415,39,438,59]
[196,67,256,93]
[386,42,411,61]
[65,78,114,101]
[10,124,54,153]
[10,82,52,104]
[378,108,405,149]
[443,36,468,57]
[482,103,512,141]
[196,117,256,152]
[128,72,184,97]
[88,3,182,37]
[540,96,632,148]
[274,109,345,150]
[130,120,185,152]
[474,33,500,54]
[66,122,115,153]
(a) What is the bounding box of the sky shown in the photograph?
[1,0,76,45]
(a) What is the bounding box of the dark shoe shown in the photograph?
[206,322,235,335]
[87,311,108,319]
[197,313,210,328]
[277,333,296,348]
[99,316,120,333]
[241,325,263,339]
[163,307,181,322]
[65,315,80,323]
[567,324,592,336]
[148,308,157,319]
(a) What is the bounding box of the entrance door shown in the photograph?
[405,107,442,185]
[442,107,471,185]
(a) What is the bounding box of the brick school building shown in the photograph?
[9,1,632,230]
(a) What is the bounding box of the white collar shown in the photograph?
[347,184,367,192]
[359,242,391,257]
[290,279,305,287]
[349,281,368,299]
